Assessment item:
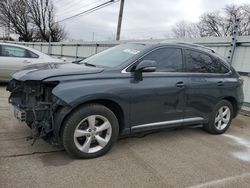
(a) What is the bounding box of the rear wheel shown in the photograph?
[62,104,119,158]
[203,100,233,134]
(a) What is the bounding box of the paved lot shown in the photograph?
[1,85,250,188]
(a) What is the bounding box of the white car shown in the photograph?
[0,42,64,81]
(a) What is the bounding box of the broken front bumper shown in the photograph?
[13,106,26,122]
[7,79,62,144]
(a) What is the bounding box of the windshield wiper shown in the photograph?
[83,62,97,67]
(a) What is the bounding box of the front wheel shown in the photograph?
[203,100,233,134]
[62,104,119,159]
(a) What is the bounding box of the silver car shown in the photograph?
[0,42,64,81]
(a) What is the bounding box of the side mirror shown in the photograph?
[72,60,81,64]
[135,60,157,81]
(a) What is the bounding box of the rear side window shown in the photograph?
[214,58,230,73]
[185,50,229,73]
[0,45,38,58]
[141,48,183,72]
[28,50,39,58]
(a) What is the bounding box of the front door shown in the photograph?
[0,45,33,80]
[129,47,186,132]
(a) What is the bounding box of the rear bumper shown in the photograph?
[234,83,244,117]
[235,102,243,117]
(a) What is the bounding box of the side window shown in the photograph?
[1,45,30,58]
[141,48,183,72]
[214,58,230,73]
[27,50,39,58]
[185,50,229,73]
[185,50,214,73]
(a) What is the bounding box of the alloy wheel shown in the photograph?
[214,106,231,130]
[73,115,112,153]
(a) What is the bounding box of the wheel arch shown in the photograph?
[222,96,238,118]
[56,98,127,142]
[82,99,126,134]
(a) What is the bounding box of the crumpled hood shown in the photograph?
[12,63,104,81]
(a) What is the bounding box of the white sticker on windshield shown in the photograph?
[123,49,140,54]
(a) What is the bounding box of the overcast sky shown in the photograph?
[54,0,250,41]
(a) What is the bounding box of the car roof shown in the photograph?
[163,40,215,52]
[133,40,216,55]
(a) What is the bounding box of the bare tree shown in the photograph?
[0,0,66,42]
[172,4,250,38]
[172,20,200,38]
[0,0,34,41]
[47,5,67,42]
[198,4,250,37]
[231,4,250,36]
[27,0,66,42]
[198,11,224,37]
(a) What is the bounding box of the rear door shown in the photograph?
[183,49,230,121]
[130,47,187,132]
[0,45,39,80]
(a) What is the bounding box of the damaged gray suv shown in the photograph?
[7,42,244,158]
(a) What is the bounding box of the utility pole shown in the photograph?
[48,10,52,55]
[7,21,10,41]
[92,32,95,41]
[48,35,52,55]
[116,0,125,40]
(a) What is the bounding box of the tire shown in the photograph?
[203,100,233,134]
[62,103,119,159]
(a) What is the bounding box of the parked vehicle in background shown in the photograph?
[7,42,244,159]
[0,42,64,81]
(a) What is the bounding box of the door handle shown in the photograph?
[176,81,185,88]
[217,81,224,86]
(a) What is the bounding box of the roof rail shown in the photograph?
[161,40,216,53]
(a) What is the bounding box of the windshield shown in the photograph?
[79,43,147,68]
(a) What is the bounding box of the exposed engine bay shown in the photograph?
[7,79,62,144]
